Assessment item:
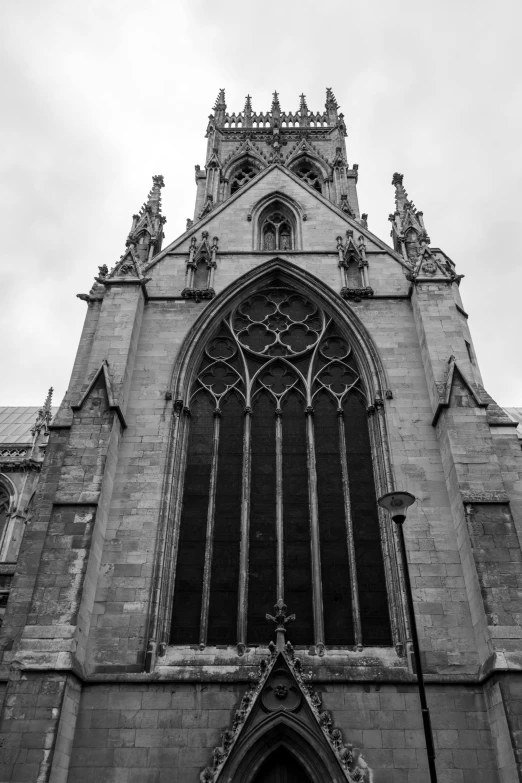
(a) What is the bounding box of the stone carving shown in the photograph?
[200,641,372,783]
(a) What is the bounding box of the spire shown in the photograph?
[271,91,281,114]
[31,387,54,438]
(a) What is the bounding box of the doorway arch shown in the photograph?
[253,748,313,783]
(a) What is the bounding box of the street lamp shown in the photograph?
[378,491,438,783]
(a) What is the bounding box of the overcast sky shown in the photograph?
[1,0,521,407]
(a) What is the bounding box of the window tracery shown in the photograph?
[170,285,391,653]
[229,160,259,195]
[292,159,323,193]
[262,212,293,251]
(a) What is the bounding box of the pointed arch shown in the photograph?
[146,260,408,665]
[286,147,330,180]
[225,153,265,197]
[250,194,304,251]
[168,259,389,406]
[218,714,346,783]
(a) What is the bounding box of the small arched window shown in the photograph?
[229,160,259,195]
[292,158,323,193]
[262,212,293,251]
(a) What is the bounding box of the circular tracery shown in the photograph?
[234,289,321,358]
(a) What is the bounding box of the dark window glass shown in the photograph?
[207,393,243,645]
[170,393,213,643]
[282,391,313,645]
[315,391,354,645]
[248,392,277,643]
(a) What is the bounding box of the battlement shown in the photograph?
[210,88,345,133]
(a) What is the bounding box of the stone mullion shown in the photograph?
[275,410,284,603]
[199,410,221,648]
[236,408,252,655]
[337,410,363,650]
[305,409,325,655]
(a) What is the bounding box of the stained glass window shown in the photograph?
[170,285,392,650]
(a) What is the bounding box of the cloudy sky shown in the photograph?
[1,0,521,407]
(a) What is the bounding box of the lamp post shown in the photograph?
[378,491,438,783]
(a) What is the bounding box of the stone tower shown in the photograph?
[0,89,521,782]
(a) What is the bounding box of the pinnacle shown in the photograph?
[213,88,226,110]
[244,94,252,113]
[299,93,308,114]
[43,386,54,411]
[325,87,338,108]
[271,91,281,112]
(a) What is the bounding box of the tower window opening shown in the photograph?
[230,161,259,194]
[293,159,322,193]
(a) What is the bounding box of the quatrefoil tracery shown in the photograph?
[191,288,365,412]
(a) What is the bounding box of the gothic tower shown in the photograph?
[0,89,521,782]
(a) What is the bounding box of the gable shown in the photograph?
[147,165,405,264]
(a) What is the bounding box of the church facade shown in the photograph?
[0,89,521,782]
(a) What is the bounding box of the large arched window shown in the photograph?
[291,158,323,193]
[170,284,391,651]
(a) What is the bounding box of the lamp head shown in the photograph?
[377,491,416,524]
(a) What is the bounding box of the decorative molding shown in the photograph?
[200,643,372,783]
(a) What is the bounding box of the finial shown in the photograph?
[392,172,404,187]
[325,87,338,108]
[244,94,252,113]
[145,175,164,216]
[213,88,226,110]
[299,93,308,114]
[266,599,295,651]
[271,91,281,113]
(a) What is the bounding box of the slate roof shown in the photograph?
[0,407,59,445]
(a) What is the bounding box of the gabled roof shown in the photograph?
[145,163,408,272]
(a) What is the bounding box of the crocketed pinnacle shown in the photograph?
[137,175,164,218]
[271,91,281,113]
[244,94,252,114]
[213,88,226,111]
[299,93,309,114]
[325,87,338,109]
[31,387,54,437]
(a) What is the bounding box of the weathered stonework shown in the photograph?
[0,89,521,782]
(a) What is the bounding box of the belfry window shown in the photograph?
[262,212,293,251]
[170,284,391,651]
[292,159,322,193]
[230,161,259,194]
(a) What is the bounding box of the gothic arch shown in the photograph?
[225,154,265,196]
[250,194,304,251]
[146,260,408,664]
[217,715,345,783]
[287,152,329,194]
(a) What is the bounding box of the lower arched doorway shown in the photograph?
[253,748,313,783]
